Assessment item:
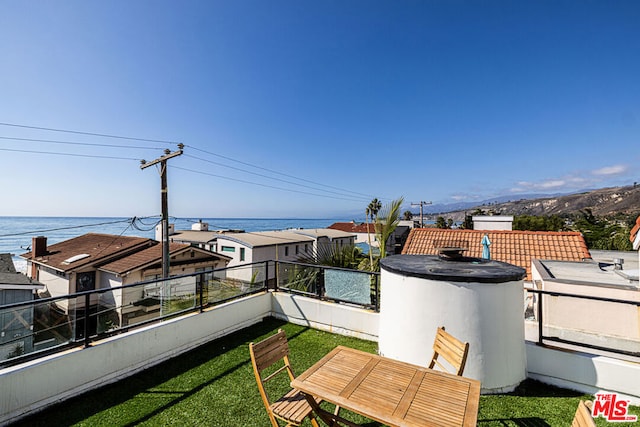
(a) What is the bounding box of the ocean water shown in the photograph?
[0,216,347,273]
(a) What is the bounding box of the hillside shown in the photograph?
[430,184,640,222]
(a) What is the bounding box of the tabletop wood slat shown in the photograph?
[291,346,480,427]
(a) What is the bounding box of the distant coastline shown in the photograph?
[0,216,352,273]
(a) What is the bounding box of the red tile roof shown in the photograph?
[630,216,640,243]
[328,222,375,234]
[402,228,591,280]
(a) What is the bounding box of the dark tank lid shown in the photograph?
[380,254,526,283]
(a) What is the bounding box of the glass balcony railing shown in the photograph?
[0,261,379,366]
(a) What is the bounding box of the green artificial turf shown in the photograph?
[10,318,639,427]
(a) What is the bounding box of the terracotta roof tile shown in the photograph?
[328,222,375,234]
[402,229,591,281]
[630,216,640,243]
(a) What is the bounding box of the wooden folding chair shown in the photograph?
[249,329,320,427]
[571,400,596,427]
[428,326,470,376]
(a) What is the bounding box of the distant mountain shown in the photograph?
[422,194,551,215]
[423,185,640,222]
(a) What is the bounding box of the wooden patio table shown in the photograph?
[291,345,480,427]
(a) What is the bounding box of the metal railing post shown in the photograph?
[199,272,205,313]
[266,261,271,290]
[84,293,91,348]
[317,267,325,299]
[537,290,543,346]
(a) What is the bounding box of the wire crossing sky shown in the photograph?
[1,1,638,218]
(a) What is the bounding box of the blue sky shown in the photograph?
[1,1,638,219]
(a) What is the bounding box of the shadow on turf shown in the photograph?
[10,317,298,427]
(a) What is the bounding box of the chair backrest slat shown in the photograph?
[428,326,469,376]
[571,401,596,427]
[251,329,290,372]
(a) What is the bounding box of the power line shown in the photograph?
[0,122,179,144]
[0,218,139,238]
[171,165,365,202]
[184,153,371,202]
[0,136,164,150]
[184,144,378,200]
[0,121,384,204]
[0,147,140,161]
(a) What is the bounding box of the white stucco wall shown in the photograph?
[526,342,640,405]
[271,292,379,342]
[378,270,526,393]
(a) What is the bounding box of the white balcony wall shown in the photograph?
[271,292,379,342]
[526,342,640,405]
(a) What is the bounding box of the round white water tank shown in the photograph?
[379,254,527,393]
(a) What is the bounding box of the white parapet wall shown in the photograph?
[270,292,379,342]
[0,292,272,426]
[526,342,640,406]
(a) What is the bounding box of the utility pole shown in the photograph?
[411,200,432,228]
[141,144,184,279]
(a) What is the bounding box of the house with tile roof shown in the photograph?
[402,228,592,281]
[328,221,410,255]
[328,222,377,246]
[21,234,231,330]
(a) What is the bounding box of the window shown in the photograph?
[305,244,309,252]
[240,247,245,262]
[295,245,299,255]
[285,246,289,256]
[76,271,96,292]
[221,246,236,253]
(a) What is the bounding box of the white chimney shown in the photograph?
[155,223,175,241]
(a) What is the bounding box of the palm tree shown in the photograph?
[374,197,404,259]
[365,198,382,270]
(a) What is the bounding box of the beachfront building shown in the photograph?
[289,228,355,256]
[213,230,316,282]
[0,254,44,360]
[160,220,245,252]
[20,234,231,330]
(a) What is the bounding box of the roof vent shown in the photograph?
[62,254,90,265]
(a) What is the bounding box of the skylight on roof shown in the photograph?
[62,253,90,265]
